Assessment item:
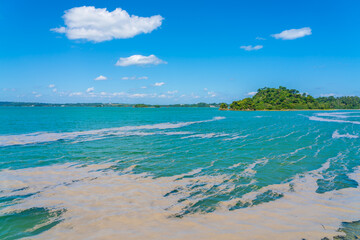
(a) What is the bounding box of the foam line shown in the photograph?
[0,117,225,146]
[309,116,360,124]
[332,130,359,139]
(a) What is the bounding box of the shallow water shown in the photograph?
[1,107,360,239]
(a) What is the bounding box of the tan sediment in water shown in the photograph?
[1,163,360,240]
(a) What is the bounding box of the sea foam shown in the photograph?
[0,117,225,147]
[308,112,360,125]
[332,130,359,139]
[1,162,360,240]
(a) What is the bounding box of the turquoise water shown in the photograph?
[1,107,360,239]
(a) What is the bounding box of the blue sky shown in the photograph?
[0,0,359,104]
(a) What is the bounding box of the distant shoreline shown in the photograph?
[0,102,220,108]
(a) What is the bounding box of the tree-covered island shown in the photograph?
[220,86,360,110]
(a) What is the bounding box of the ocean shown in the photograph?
[1,107,360,239]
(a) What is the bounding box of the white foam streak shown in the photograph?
[223,134,249,141]
[0,117,225,146]
[309,116,360,124]
[332,130,359,139]
[181,133,229,139]
[316,112,360,118]
[316,112,350,117]
[265,131,297,141]
[308,112,360,125]
[229,158,268,176]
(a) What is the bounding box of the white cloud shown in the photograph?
[86,87,94,93]
[204,88,208,91]
[247,91,257,96]
[115,55,166,67]
[271,27,312,40]
[94,75,107,81]
[158,94,167,98]
[113,92,126,96]
[52,27,66,33]
[69,92,83,96]
[240,45,263,51]
[256,37,266,40]
[129,93,147,98]
[52,88,57,92]
[35,94,42,98]
[49,84,55,88]
[167,90,178,94]
[121,76,148,80]
[141,86,147,89]
[207,91,217,97]
[113,92,148,98]
[320,93,336,97]
[51,6,163,42]
[154,82,165,87]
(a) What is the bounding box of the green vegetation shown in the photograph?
[219,103,228,110]
[134,104,149,108]
[227,86,360,110]
[230,98,256,110]
[317,96,360,109]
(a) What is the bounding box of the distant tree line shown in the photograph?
[127,103,220,108]
[0,102,220,108]
[219,86,360,110]
[317,96,360,109]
